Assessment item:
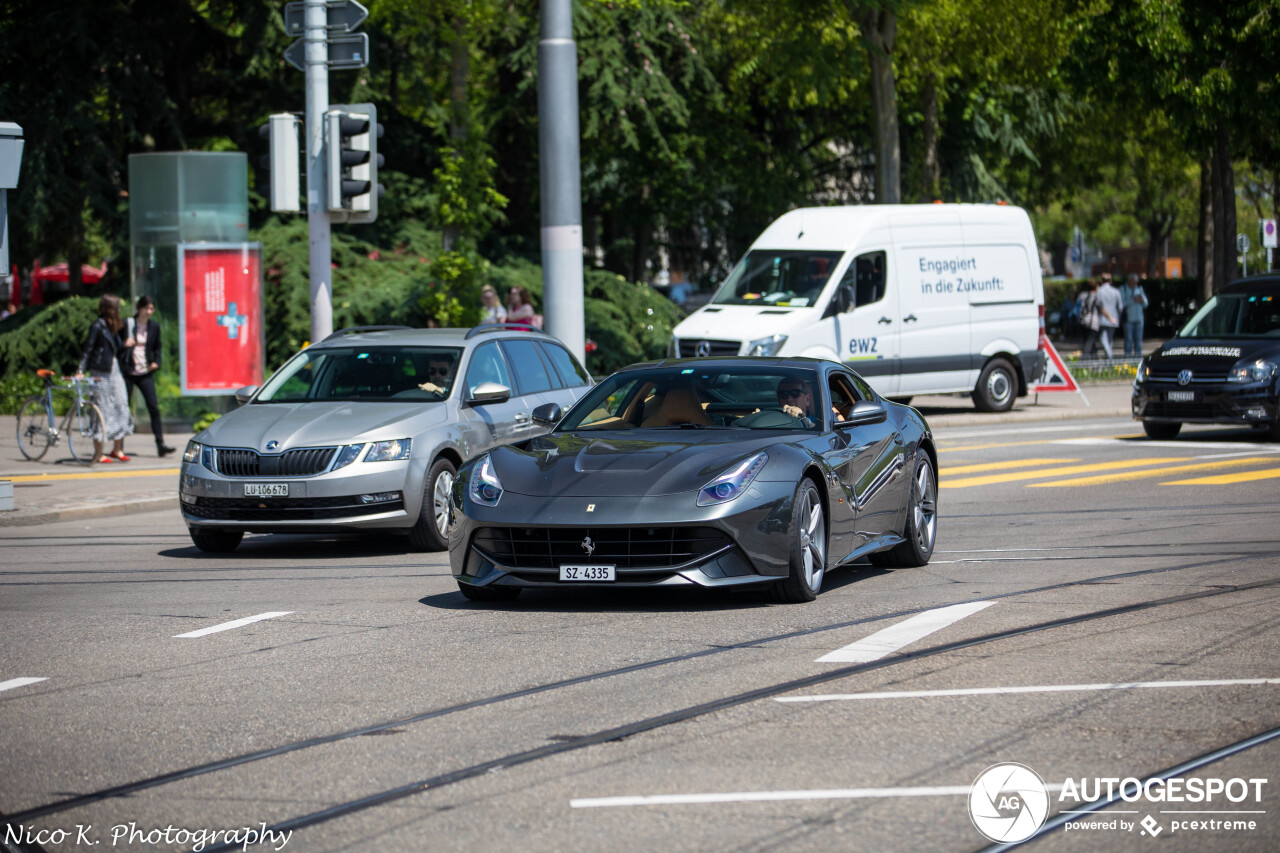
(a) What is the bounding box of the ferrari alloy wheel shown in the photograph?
[410,457,457,552]
[776,480,826,603]
[871,455,937,568]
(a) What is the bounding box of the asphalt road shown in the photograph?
[2,415,1278,853]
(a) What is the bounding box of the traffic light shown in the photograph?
[325,102,384,224]
[257,113,301,213]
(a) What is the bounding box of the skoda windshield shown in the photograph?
[1179,293,1280,339]
[712,250,843,308]
[557,365,825,431]
[256,346,462,402]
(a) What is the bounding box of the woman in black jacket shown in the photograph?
[76,294,135,463]
[119,296,174,456]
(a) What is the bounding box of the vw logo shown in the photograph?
[695,340,712,358]
[265,440,279,451]
[1178,369,1193,386]
[581,536,596,557]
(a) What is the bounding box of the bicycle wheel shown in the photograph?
[16,396,52,461]
[63,402,105,465]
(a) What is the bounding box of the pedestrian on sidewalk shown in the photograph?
[1120,273,1149,358]
[119,296,175,457]
[479,285,507,324]
[1095,273,1123,359]
[1079,279,1101,358]
[76,293,134,463]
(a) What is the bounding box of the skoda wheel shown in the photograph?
[973,358,1017,413]
[190,528,244,553]
[409,457,456,552]
[775,479,827,603]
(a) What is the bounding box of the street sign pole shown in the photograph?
[305,0,333,343]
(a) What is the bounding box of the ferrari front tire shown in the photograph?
[775,480,827,603]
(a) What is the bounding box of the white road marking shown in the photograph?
[815,601,995,663]
[572,783,1066,809]
[777,678,1280,703]
[0,677,47,693]
[173,612,294,638]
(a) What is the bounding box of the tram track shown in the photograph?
[5,550,1277,847]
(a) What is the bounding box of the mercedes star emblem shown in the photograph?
[695,340,712,358]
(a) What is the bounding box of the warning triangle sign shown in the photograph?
[1033,337,1080,393]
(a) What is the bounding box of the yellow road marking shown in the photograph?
[1029,457,1278,488]
[941,458,1190,488]
[6,468,179,483]
[1163,468,1280,486]
[942,458,1079,476]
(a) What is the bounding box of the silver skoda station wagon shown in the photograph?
[179,325,592,552]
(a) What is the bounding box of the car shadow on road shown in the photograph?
[158,532,421,560]
[418,563,891,612]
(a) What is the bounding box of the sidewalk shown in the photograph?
[0,383,1135,529]
[0,414,193,528]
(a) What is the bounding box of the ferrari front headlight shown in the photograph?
[698,451,768,506]
[469,454,504,507]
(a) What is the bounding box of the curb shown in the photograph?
[0,495,177,528]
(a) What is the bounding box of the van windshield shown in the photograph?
[712,250,843,308]
[1179,293,1280,339]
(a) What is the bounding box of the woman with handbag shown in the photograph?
[1079,279,1101,358]
[119,296,175,457]
[75,294,135,463]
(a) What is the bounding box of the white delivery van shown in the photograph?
[670,204,1047,411]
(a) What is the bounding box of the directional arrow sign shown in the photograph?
[284,32,369,72]
[284,0,369,36]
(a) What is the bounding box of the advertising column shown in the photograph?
[178,243,265,395]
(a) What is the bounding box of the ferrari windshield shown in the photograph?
[558,365,824,431]
[711,250,843,308]
[1179,293,1280,339]
[256,346,462,402]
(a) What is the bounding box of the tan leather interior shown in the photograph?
[641,387,711,427]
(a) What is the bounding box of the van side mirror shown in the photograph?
[234,385,258,406]
[823,284,855,319]
[532,402,563,427]
[466,382,511,406]
[835,400,887,427]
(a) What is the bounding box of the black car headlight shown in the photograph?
[1227,360,1277,383]
[183,440,202,464]
[698,451,768,507]
[469,454,504,507]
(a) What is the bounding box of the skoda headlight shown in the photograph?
[469,454,504,507]
[183,440,203,464]
[698,451,768,507]
[331,443,365,470]
[1227,360,1276,383]
[364,439,412,462]
[747,334,788,357]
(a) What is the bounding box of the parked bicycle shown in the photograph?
[16,370,105,464]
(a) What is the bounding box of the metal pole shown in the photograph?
[538,0,585,362]
[305,0,332,343]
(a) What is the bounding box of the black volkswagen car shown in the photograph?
[1133,276,1280,440]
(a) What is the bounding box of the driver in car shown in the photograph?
[776,378,845,426]
[418,355,455,395]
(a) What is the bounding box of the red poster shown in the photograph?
[180,244,264,394]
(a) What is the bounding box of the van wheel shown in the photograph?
[888,397,913,405]
[972,358,1017,413]
[1270,420,1280,442]
[1143,421,1181,440]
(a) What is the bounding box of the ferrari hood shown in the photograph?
[490,431,782,497]
[196,401,448,453]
